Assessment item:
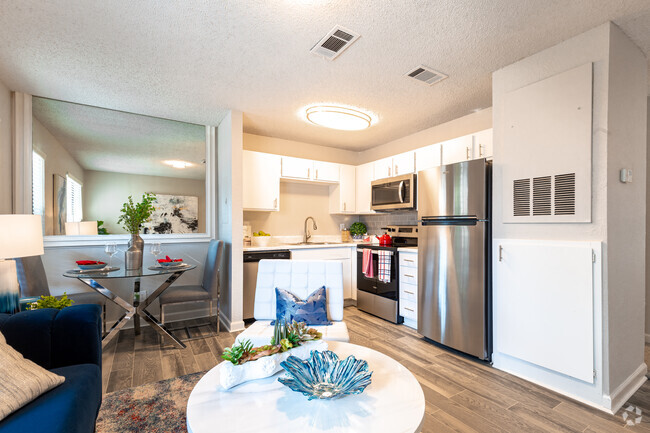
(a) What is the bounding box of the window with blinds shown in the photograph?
[32,151,45,216]
[66,175,83,223]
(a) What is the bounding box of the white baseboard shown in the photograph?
[605,363,648,413]
[218,311,245,332]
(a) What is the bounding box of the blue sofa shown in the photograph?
[0,305,102,433]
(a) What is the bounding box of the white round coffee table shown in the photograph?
[186,341,425,433]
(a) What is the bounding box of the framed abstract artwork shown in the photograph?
[147,194,199,234]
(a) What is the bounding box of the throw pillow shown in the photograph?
[273,286,332,326]
[0,331,65,422]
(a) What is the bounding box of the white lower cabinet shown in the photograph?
[398,250,418,329]
[290,247,355,300]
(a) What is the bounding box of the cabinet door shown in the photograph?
[473,129,493,159]
[392,151,415,176]
[355,162,375,214]
[415,143,442,172]
[329,164,355,213]
[373,157,393,180]
[313,161,340,182]
[281,156,312,179]
[441,135,473,165]
[242,151,280,211]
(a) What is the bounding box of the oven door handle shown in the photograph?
[398,181,405,203]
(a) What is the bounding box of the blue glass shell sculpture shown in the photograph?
[278,350,373,400]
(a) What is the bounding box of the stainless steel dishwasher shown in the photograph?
[243,250,291,320]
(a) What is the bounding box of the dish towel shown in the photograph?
[377,250,391,283]
[362,249,374,278]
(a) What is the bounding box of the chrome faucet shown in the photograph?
[304,216,318,243]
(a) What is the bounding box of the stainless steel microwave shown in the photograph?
[371,173,416,211]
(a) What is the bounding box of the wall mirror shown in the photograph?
[30,97,210,239]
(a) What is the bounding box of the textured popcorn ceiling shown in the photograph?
[33,97,206,180]
[0,1,649,151]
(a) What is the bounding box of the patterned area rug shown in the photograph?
[96,371,205,433]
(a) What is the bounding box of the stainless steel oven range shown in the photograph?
[356,225,418,323]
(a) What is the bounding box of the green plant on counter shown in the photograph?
[117,193,156,234]
[30,293,74,310]
[349,222,367,236]
[253,231,271,236]
[97,220,109,235]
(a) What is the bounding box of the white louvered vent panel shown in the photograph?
[310,26,360,60]
[554,173,576,216]
[532,176,552,216]
[513,179,531,217]
[405,65,448,86]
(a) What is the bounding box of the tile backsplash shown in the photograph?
[357,211,418,235]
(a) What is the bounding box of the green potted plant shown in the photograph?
[349,222,367,240]
[118,192,156,269]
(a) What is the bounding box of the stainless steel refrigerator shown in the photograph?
[417,158,491,361]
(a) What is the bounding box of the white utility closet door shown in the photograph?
[392,151,415,176]
[313,161,340,182]
[281,156,312,180]
[242,151,281,211]
[494,240,595,383]
[415,143,442,172]
[441,135,473,165]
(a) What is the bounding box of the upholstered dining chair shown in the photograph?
[13,255,107,334]
[235,259,350,347]
[158,239,224,335]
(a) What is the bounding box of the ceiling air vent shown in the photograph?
[405,65,448,86]
[533,176,552,216]
[513,178,531,217]
[554,173,576,215]
[310,26,360,60]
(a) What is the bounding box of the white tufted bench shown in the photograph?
[235,260,350,347]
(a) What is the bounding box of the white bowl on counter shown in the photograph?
[252,236,273,247]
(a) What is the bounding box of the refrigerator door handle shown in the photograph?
[419,216,479,226]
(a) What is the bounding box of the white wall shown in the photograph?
[244,182,355,236]
[358,108,492,164]
[32,117,85,235]
[0,79,11,213]
[83,170,206,234]
[217,111,245,332]
[243,133,359,165]
[492,22,647,412]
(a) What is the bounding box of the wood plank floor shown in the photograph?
[102,307,650,432]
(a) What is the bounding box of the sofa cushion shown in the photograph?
[0,331,65,422]
[273,286,332,326]
[235,320,349,347]
[0,364,101,433]
[0,309,58,368]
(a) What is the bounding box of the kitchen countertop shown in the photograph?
[244,242,360,252]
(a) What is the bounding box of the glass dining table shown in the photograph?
[63,264,197,349]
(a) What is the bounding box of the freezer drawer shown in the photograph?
[417,222,488,359]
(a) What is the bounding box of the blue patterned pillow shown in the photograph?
[272,286,332,326]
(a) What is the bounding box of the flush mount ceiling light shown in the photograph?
[305,105,373,131]
[164,160,193,169]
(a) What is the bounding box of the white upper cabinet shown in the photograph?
[441,135,474,165]
[281,156,312,179]
[329,164,355,213]
[313,161,340,182]
[355,162,375,214]
[243,151,281,211]
[392,151,415,176]
[373,157,393,180]
[415,143,442,172]
[473,129,493,159]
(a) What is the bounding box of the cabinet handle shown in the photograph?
[308,168,310,178]
[466,147,470,160]
[388,167,391,177]
[343,202,346,211]
[315,169,318,179]
[479,144,484,157]
[404,259,414,263]
[404,307,414,312]
[499,245,503,262]
[395,165,398,175]
[274,198,278,209]
[404,290,414,295]
[405,274,414,278]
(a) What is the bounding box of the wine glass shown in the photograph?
[150,242,162,266]
[105,242,117,267]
